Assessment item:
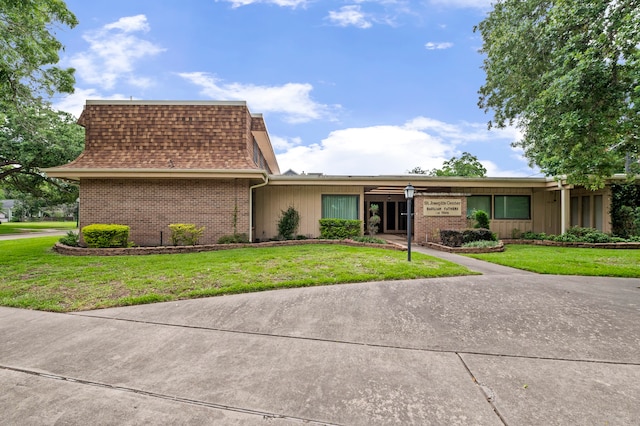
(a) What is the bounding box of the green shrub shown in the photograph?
[470,209,490,229]
[217,233,249,244]
[522,231,547,240]
[82,224,130,248]
[367,204,381,236]
[462,228,496,243]
[351,236,387,244]
[319,219,362,239]
[462,240,500,248]
[440,230,463,247]
[58,231,79,247]
[277,206,300,240]
[168,223,205,245]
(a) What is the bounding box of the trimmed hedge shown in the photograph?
[319,219,362,239]
[82,224,130,248]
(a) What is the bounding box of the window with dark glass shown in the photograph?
[467,195,492,217]
[321,195,359,220]
[494,195,530,219]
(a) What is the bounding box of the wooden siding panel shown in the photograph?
[254,185,363,240]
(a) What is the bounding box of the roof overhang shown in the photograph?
[43,168,268,182]
[268,174,555,190]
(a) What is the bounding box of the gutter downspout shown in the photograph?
[249,173,269,242]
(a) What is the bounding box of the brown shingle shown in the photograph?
[62,102,262,170]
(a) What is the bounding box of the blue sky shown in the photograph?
[53,0,537,177]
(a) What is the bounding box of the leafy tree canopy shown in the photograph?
[1,105,84,199]
[476,0,640,189]
[410,152,487,177]
[0,0,77,111]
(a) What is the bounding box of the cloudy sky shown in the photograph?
[53,0,536,177]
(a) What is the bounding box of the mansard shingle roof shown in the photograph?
[57,101,278,172]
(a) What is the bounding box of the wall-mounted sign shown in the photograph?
[423,199,462,216]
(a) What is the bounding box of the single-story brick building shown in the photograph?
[46,100,623,246]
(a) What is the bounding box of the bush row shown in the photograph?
[517,226,640,243]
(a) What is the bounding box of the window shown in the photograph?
[467,195,491,217]
[594,195,603,231]
[322,195,359,220]
[494,195,530,219]
[582,196,591,227]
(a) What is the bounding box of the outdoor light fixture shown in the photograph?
[404,183,415,261]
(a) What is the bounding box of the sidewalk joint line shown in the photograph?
[70,313,640,367]
[456,353,508,426]
[0,364,341,426]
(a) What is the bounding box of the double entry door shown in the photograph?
[366,200,410,234]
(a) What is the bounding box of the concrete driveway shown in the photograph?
[1,244,639,425]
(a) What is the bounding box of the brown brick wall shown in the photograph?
[79,178,250,246]
[413,195,468,244]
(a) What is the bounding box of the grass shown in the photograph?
[467,244,640,277]
[0,237,475,312]
[0,221,77,235]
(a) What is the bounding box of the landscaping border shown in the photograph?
[53,239,406,256]
[503,239,640,249]
[422,241,505,254]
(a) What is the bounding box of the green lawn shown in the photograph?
[0,237,475,312]
[0,221,77,235]
[467,244,640,277]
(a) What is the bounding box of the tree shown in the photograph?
[1,105,84,198]
[476,0,640,189]
[428,152,487,177]
[0,0,78,112]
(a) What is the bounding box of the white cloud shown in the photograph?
[53,88,131,118]
[429,0,493,8]
[220,0,309,8]
[425,41,454,50]
[271,135,303,152]
[179,72,338,123]
[327,5,373,29]
[68,15,165,90]
[276,118,530,176]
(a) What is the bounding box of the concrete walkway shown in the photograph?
[1,237,639,424]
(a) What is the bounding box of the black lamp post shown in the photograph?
[404,183,415,262]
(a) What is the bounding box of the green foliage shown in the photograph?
[521,231,547,240]
[367,204,381,236]
[441,228,496,247]
[351,236,387,244]
[217,233,250,244]
[168,223,205,246]
[0,0,77,111]
[82,224,130,248]
[610,183,640,238]
[408,166,429,174]
[462,240,500,249]
[58,230,79,247]
[470,209,491,229]
[476,1,640,188]
[277,206,300,240]
[429,152,487,177]
[319,218,362,239]
[1,105,84,198]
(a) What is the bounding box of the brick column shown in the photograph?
[413,194,468,244]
